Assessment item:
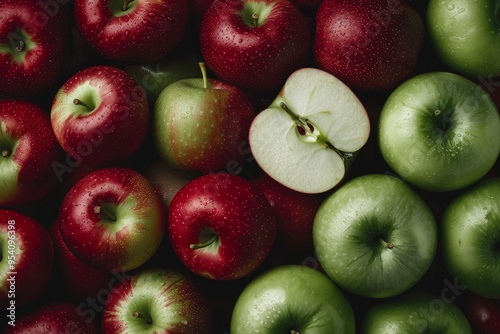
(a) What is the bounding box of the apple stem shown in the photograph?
[379,238,394,249]
[290,331,300,334]
[199,62,208,89]
[132,311,153,325]
[73,98,93,111]
[94,206,117,222]
[190,234,218,249]
[1,149,9,157]
[252,13,259,26]
[15,39,25,52]
[122,0,133,11]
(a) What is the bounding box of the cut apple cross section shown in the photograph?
[249,67,370,194]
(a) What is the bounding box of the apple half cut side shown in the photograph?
[249,67,370,194]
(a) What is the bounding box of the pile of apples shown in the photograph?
[0,0,499,332]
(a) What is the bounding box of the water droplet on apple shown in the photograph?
[446,3,455,10]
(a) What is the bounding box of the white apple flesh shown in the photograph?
[249,67,370,194]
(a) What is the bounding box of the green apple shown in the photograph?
[230,265,356,334]
[125,51,202,106]
[249,67,370,194]
[313,174,438,298]
[441,177,500,299]
[379,71,500,192]
[153,62,255,173]
[361,291,472,333]
[427,0,500,77]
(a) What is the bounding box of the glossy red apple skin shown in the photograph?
[0,0,71,97]
[0,210,53,308]
[460,291,500,334]
[0,100,63,207]
[58,167,165,272]
[200,0,311,94]
[168,173,277,280]
[50,218,114,302]
[4,301,99,334]
[51,65,149,170]
[102,268,214,333]
[314,0,425,92]
[74,0,188,64]
[252,172,325,254]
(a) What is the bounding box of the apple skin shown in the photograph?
[0,0,71,97]
[230,264,356,334]
[0,210,53,308]
[124,51,202,106]
[441,177,500,299]
[4,301,99,334]
[57,167,165,272]
[144,159,200,210]
[459,291,500,334]
[427,0,500,78]
[51,65,150,171]
[313,0,425,92]
[168,173,277,280]
[0,99,63,208]
[378,71,500,192]
[49,218,114,303]
[200,0,311,94]
[102,268,214,333]
[361,291,472,333]
[74,0,189,64]
[313,174,438,298]
[251,171,325,254]
[153,65,256,173]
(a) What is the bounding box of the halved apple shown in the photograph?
[249,67,370,194]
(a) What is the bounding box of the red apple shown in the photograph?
[460,291,500,334]
[102,268,214,333]
[0,0,71,97]
[50,218,114,302]
[0,99,63,207]
[199,0,311,94]
[168,173,277,280]
[314,0,425,92]
[57,167,165,272]
[0,210,53,309]
[74,0,189,64]
[50,65,150,179]
[4,301,99,333]
[252,171,325,254]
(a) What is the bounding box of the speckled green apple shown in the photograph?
[57,167,165,272]
[153,63,255,173]
[313,174,438,298]
[441,178,500,299]
[427,0,500,77]
[102,268,214,333]
[361,291,472,333]
[379,72,500,192]
[231,265,356,334]
[0,100,63,207]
